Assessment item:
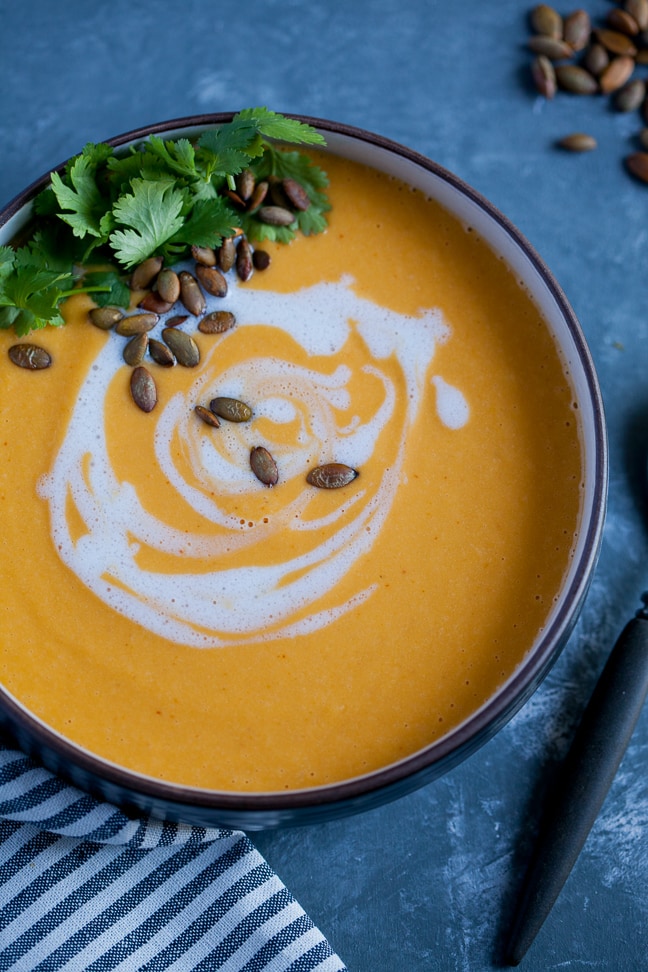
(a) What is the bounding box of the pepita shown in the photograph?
[165,314,189,327]
[138,292,173,314]
[130,256,163,291]
[198,310,236,334]
[236,168,255,201]
[191,245,217,267]
[626,0,648,31]
[625,150,648,181]
[8,343,52,370]
[529,3,563,38]
[250,446,279,487]
[236,238,253,281]
[596,27,638,56]
[583,42,610,77]
[218,238,236,272]
[257,205,296,227]
[115,312,159,336]
[306,463,359,489]
[555,64,598,94]
[122,332,149,366]
[282,177,311,211]
[89,306,123,330]
[614,77,646,111]
[149,338,176,367]
[209,396,253,422]
[531,54,557,98]
[195,263,228,297]
[161,327,200,367]
[528,36,574,59]
[179,270,206,316]
[156,267,181,304]
[247,180,269,212]
[599,54,635,93]
[130,366,157,412]
[607,8,639,36]
[563,9,591,51]
[557,132,597,151]
[195,404,220,428]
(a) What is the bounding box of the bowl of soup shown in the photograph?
[0,113,607,829]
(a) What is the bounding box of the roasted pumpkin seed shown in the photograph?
[528,35,574,59]
[130,366,157,412]
[138,292,173,314]
[123,332,149,366]
[161,327,200,367]
[596,27,638,56]
[198,310,236,334]
[557,132,598,151]
[248,180,269,212]
[191,245,217,266]
[236,238,253,282]
[115,312,159,336]
[257,205,296,227]
[529,3,563,38]
[282,177,311,210]
[583,42,610,76]
[149,338,176,367]
[89,306,124,330]
[195,404,220,428]
[237,168,255,201]
[607,8,639,36]
[555,64,598,94]
[599,54,635,93]
[179,270,206,316]
[614,77,646,111]
[563,9,591,51]
[306,463,359,489]
[165,314,189,328]
[156,267,181,304]
[531,54,557,97]
[195,264,228,298]
[250,446,279,487]
[8,343,51,370]
[626,0,648,31]
[209,396,253,422]
[218,238,236,272]
[130,256,163,291]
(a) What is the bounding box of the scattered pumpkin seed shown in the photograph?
[529,3,563,38]
[161,327,200,367]
[166,314,189,327]
[156,267,181,303]
[555,64,598,94]
[250,446,279,487]
[138,292,173,314]
[528,35,574,59]
[8,343,51,370]
[557,132,598,151]
[209,396,253,422]
[179,270,206,316]
[195,404,220,428]
[306,463,359,489]
[198,310,236,334]
[248,180,269,212]
[130,365,157,412]
[195,263,228,297]
[563,9,591,50]
[282,177,311,211]
[607,7,640,35]
[596,27,637,56]
[614,76,646,110]
[89,306,123,330]
[123,332,149,366]
[115,312,159,336]
[599,54,635,92]
[626,150,648,180]
[531,54,557,97]
[583,42,610,76]
[191,245,217,266]
[218,238,236,272]
[130,256,163,291]
[149,338,176,367]
[257,205,296,226]
[237,168,255,201]
[626,0,648,31]
[236,238,253,281]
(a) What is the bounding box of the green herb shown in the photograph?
[0,107,330,335]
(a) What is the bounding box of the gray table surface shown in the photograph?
[1,1,647,969]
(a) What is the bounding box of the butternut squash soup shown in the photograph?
[0,151,583,792]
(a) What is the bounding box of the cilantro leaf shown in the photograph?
[0,249,71,334]
[234,107,326,146]
[109,178,187,268]
[50,153,108,240]
[80,268,131,308]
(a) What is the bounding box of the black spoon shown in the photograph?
[504,596,648,965]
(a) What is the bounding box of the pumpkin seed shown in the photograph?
[138,292,173,314]
[596,27,638,56]
[306,463,359,490]
[149,338,176,367]
[195,263,228,297]
[531,54,557,98]
[528,35,574,59]
[250,446,279,487]
[191,245,217,267]
[195,404,220,428]
[236,238,253,281]
[282,177,311,211]
[179,270,206,316]
[626,0,648,31]
[583,42,610,77]
[252,248,271,271]
[563,9,591,51]
[198,310,236,334]
[218,238,236,272]
[614,77,646,111]
[557,132,598,151]
[166,314,189,328]
[209,396,253,422]
[607,8,639,36]
[161,327,200,367]
[130,256,163,291]
[555,64,598,94]
[89,306,123,330]
[8,343,51,370]
[115,312,159,336]
[248,180,269,212]
[599,54,635,93]
[237,168,255,201]
[156,267,181,304]
[626,151,648,180]
[123,332,149,366]
[257,205,296,226]
[130,366,157,412]
[529,3,563,38]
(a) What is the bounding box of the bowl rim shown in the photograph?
[0,112,608,819]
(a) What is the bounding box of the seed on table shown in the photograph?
[179,270,206,316]
[614,77,646,111]
[282,178,311,211]
[138,292,173,314]
[195,264,228,297]
[149,338,175,367]
[115,312,159,336]
[626,0,648,32]
[123,332,149,366]
[563,9,591,51]
[236,238,253,281]
[195,404,220,428]
[209,396,253,422]
[607,8,639,36]
[250,446,279,487]
[306,463,359,489]
[595,27,638,56]
[583,42,610,77]
[257,205,296,227]
[191,245,217,267]
[556,132,597,152]
[252,248,271,271]
[529,3,563,39]
[625,151,648,181]
[217,238,236,272]
[130,366,157,412]
[599,55,635,93]
[555,64,598,94]
[89,306,123,330]
[531,55,557,98]
[156,268,181,304]
[161,328,200,367]
[166,314,188,328]
[130,256,163,291]
[528,36,574,59]
[198,310,236,334]
[8,343,51,370]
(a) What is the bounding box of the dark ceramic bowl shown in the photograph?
[0,114,607,830]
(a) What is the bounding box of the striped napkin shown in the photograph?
[0,738,347,972]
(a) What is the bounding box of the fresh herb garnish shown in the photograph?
[0,108,330,335]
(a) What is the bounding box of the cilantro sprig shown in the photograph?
[0,108,330,334]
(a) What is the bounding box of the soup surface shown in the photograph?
[0,151,582,791]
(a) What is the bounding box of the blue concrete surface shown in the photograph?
[1,1,647,969]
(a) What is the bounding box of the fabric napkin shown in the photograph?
[0,738,347,972]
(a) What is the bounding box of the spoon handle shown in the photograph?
[505,613,648,966]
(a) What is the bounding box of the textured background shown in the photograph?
[1,1,647,969]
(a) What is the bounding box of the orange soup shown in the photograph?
[0,152,582,791]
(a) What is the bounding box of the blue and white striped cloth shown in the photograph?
[0,739,347,971]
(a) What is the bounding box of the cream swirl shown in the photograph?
[38,275,468,647]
